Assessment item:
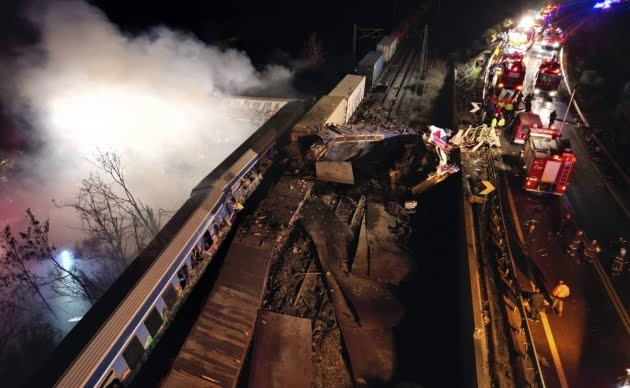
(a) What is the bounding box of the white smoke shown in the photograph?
[3,0,294,243]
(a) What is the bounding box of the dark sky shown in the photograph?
[88,0,420,64]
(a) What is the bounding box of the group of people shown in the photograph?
[529,280,571,321]
[483,87,534,129]
[527,211,628,321]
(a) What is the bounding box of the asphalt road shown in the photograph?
[493,41,630,386]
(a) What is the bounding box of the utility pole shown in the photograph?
[352,23,357,72]
[352,25,385,73]
[559,86,577,137]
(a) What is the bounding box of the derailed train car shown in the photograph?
[29,100,306,388]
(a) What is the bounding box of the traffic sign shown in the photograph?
[480,180,495,195]
[470,102,481,113]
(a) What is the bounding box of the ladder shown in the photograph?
[558,161,572,184]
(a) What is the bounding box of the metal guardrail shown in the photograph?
[486,153,547,388]
[559,47,630,219]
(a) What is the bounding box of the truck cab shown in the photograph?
[522,137,575,195]
[541,26,566,50]
[508,111,561,145]
[509,111,543,144]
[534,59,563,97]
[495,61,526,92]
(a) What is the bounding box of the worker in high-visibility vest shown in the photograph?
[504,99,514,122]
[497,113,506,129]
[491,114,498,128]
[551,280,571,316]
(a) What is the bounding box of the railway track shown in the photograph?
[379,38,421,119]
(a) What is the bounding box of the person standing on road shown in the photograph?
[497,113,506,129]
[524,94,534,113]
[551,280,571,316]
[549,109,557,128]
[515,91,524,110]
[583,239,602,263]
[566,229,584,258]
[529,287,545,322]
[504,99,514,122]
[556,212,573,238]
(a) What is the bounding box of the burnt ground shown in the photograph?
[245,50,475,386]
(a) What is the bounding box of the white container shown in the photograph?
[358,51,385,89]
[377,36,398,62]
[291,95,348,141]
[329,75,366,124]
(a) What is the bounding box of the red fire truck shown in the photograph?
[495,61,526,91]
[522,137,576,195]
[541,26,566,50]
[534,59,562,97]
[510,111,561,144]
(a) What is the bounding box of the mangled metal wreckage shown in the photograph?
[304,123,460,194]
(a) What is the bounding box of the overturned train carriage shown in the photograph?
[29,100,307,388]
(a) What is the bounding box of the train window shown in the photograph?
[99,370,117,388]
[162,283,179,309]
[136,323,152,348]
[144,307,164,338]
[122,335,144,370]
[155,298,167,317]
[203,230,212,249]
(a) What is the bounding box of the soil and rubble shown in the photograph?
[259,125,436,387]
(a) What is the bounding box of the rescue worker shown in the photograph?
[515,91,524,110]
[495,99,505,116]
[504,99,514,122]
[611,247,627,276]
[490,114,498,128]
[529,287,545,322]
[497,113,506,130]
[549,109,557,128]
[566,229,584,258]
[524,94,534,113]
[484,99,495,124]
[583,239,602,263]
[551,280,570,316]
[556,212,573,237]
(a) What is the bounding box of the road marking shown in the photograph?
[562,198,630,334]
[591,255,630,334]
[504,175,569,387]
[540,311,569,388]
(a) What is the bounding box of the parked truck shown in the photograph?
[522,136,575,195]
[534,58,562,97]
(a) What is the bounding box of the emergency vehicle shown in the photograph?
[522,137,575,196]
[534,59,562,97]
[495,61,526,92]
[500,46,525,64]
[509,111,560,144]
[541,27,566,50]
[508,26,537,50]
[540,3,560,17]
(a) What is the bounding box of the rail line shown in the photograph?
[379,36,422,119]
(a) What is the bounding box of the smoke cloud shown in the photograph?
[2,0,294,243]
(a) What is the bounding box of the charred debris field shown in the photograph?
[247,139,471,386]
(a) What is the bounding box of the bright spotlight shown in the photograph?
[518,15,534,28]
[60,249,73,269]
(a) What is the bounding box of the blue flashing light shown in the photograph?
[594,0,620,9]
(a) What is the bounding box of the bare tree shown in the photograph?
[1,209,102,305]
[303,32,325,65]
[57,151,171,286]
[0,221,56,317]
